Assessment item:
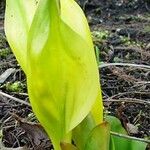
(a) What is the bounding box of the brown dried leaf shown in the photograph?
[12,113,51,149]
[126,123,139,134]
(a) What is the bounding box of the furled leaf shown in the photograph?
[106,116,147,150]
[72,113,96,150]
[5,0,39,73]
[27,0,103,149]
[5,0,103,149]
[84,122,110,150]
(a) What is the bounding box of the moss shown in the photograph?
[0,47,11,58]
[5,81,26,92]
[92,30,109,41]
[143,25,150,33]
[120,36,131,45]
[0,33,7,49]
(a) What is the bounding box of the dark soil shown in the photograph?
[0,0,150,149]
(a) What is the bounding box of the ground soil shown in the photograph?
[0,0,150,149]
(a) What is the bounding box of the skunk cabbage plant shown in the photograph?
[4,0,148,150]
[5,0,103,149]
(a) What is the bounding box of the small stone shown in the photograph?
[127,123,139,134]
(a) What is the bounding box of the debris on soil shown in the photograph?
[11,113,52,149]
[0,0,150,149]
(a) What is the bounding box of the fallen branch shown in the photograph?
[99,63,150,70]
[108,91,149,99]
[104,98,150,105]
[110,67,140,82]
[0,91,30,106]
[114,46,150,58]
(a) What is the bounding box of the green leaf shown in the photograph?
[72,113,96,150]
[84,122,110,150]
[5,0,39,73]
[27,0,103,148]
[95,46,100,65]
[106,116,147,150]
[60,142,78,150]
[5,0,103,149]
[105,116,126,134]
[58,0,104,127]
[60,0,93,47]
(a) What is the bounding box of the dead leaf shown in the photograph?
[126,123,139,134]
[0,68,16,84]
[12,113,52,149]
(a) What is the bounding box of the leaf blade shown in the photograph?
[84,122,110,150]
[5,0,39,73]
[106,116,147,150]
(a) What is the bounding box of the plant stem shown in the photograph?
[53,140,61,150]
[62,131,72,143]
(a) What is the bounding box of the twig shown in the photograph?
[130,82,150,89]
[99,63,150,70]
[145,2,150,12]
[136,81,150,84]
[108,91,149,99]
[110,67,140,82]
[0,91,30,106]
[114,46,150,58]
[104,98,150,105]
[110,131,150,144]
[12,92,28,96]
